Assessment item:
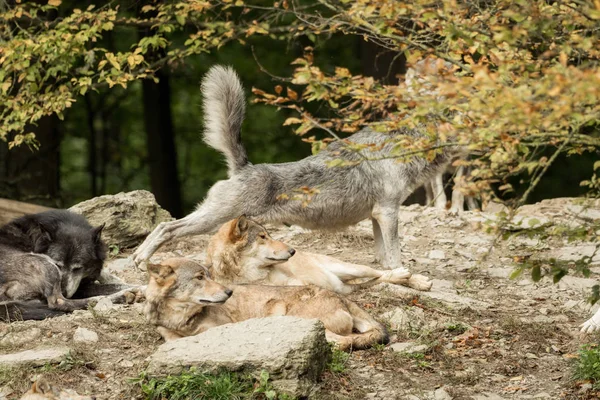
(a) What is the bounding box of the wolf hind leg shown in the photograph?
[371,218,385,264]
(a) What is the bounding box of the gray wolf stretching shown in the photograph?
[206,215,433,293]
[0,210,139,321]
[145,257,389,350]
[132,65,457,270]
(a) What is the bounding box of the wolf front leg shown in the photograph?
[581,308,600,333]
[372,203,402,270]
[132,202,238,267]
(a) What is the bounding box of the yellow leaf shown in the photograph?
[287,87,298,100]
[48,0,61,6]
[105,53,120,71]
[283,117,303,126]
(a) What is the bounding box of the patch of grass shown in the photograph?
[574,344,600,387]
[445,322,469,335]
[371,343,386,352]
[134,369,294,400]
[327,347,350,374]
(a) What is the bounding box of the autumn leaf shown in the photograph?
[48,0,61,6]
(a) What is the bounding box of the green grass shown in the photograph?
[134,369,294,400]
[327,347,350,374]
[445,322,469,335]
[574,344,600,387]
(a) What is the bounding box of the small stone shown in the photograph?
[525,353,538,359]
[435,387,453,400]
[73,327,99,344]
[94,297,115,312]
[563,300,580,310]
[580,383,593,393]
[390,342,427,354]
[119,359,135,368]
[428,250,446,260]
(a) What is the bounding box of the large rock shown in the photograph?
[70,190,173,248]
[0,347,70,367]
[146,317,331,397]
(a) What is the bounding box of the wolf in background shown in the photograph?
[132,65,460,271]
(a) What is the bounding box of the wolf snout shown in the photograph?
[288,248,296,257]
[225,289,233,297]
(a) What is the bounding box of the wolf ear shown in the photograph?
[232,215,248,239]
[30,378,53,394]
[148,263,174,281]
[32,223,52,253]
[91,223,105,243]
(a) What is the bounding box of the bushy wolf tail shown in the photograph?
[201,65,249,177]
[338,300,389,351]
[0,301,67,322]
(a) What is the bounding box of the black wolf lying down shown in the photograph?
[0,210,138,321]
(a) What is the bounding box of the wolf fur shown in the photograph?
[581,309,600,333]
[206,216,433,293]
[132,65,459,270]
[423,164,479,213]
[19,377,93,400]
[0,210,139,321]
[145,257,389,350]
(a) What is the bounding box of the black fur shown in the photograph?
[0,301,67,322]
[0,210,132,321]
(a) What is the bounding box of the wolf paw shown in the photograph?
[580,318,600,333]
[382,268,412,283]
[407,274,433,291]
[112,286,145,304]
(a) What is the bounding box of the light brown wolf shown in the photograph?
[145,257,389,351]
[205,216,433,294]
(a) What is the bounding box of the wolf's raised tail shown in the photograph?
[201,65,249,177]
[0,301,67,322]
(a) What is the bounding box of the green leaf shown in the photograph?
[531,265,541,282]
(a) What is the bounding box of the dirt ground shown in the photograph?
[1,198,599,399]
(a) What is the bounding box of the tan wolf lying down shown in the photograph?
[145,257,389,351]
[206,216,433,294]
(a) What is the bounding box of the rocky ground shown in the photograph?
[1,197,599,399]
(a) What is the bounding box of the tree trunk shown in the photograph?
[0,116,61,207]
[141,68,183,218]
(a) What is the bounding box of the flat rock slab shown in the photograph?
[0,347,71,368]
[146,316,330,397]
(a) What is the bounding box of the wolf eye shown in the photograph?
[259,233,267,239]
